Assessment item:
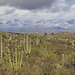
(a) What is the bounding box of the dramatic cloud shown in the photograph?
[0,0,56,9]
[0,0,75,12]
[0,0,75,33]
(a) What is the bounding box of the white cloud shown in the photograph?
[0,6,15,14]
[0,2,75,33]
[0,5,74,21]
[15,9,31,15]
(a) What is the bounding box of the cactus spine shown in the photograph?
[62,54,64,68]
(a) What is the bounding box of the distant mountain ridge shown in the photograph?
[0,18,75,33]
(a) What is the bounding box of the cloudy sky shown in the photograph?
[0,0,75,33]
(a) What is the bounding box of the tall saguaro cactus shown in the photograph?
[13,51,15,69]
[26,32,28,54]
[25,32,31,54]
[23,34,26,54]
[15,39,18,71]
[62,54,64,68]
[29,39,31,54]
[7,38,12,68]
[8,48,12,68]
[20,50,23,68]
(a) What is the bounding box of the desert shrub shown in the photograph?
[50,68,70,75]
[39,51,59,75]
[65,53,75,69]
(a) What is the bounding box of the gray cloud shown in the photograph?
[66,0,75,5]
[0,0,75,12]
[0,0,57,9]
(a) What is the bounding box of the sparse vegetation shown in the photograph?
[0,32,75,75]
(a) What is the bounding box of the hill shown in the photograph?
[0,31,75,75]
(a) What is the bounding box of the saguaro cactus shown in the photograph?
[26,32,28,54]
[20,39,22,48]
[15,39,18,71]
[62,54,64,68]
[8,48,12,68]
[70,39,75,48]
[25,32,31,54]
[71,41,75,48]
[13,51,15,69]
[20,50,24,68]
[28,39,31,54]
[7,38,12,68]
[23,34,26,54]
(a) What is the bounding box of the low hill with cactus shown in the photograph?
[0,31,75,75]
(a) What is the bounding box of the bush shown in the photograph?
[50,68,70,75]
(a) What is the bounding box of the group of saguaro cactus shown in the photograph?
[0,32,31,71]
